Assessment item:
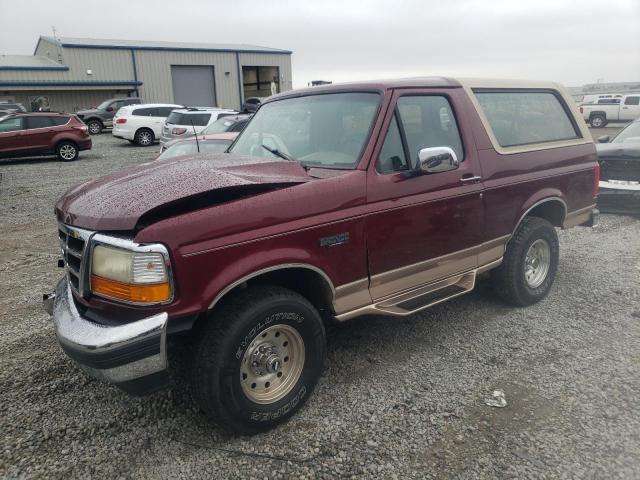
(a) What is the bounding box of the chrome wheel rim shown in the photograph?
[88,123,100,134]
[240,324,305,404]
[524,239,551,288]
[59,144,76,160]
[592,117,603,127]
[139,132,152,145]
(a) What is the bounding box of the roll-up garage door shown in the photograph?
[171,65,216,107]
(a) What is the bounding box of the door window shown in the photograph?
[25,116,53,129]
[624,96,640,106]
[0,117,24,132]
[155,107,178,117]
[397,96,464,167]
[377,114,409,173]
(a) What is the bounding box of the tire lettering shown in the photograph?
[249,386,307,421]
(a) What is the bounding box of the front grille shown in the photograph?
[58,224,93,296]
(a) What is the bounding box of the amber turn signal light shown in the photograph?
[91,275,171,303]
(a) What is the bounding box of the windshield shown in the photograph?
[229,92,381,169]
[612,122,640,144]
[157,140,232,160]
[204,116,237,134]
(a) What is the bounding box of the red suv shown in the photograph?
[46,78,598,434]
[0,112,91,161]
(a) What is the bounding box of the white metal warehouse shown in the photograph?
[0,36,293,112]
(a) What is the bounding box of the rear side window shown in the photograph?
[624,96,640,106]
[26,116,53,129]
[155,107,178,117]
[132,108,152,116]
[475,91,579,147]
[50,116,70,126]
[167,112,211,125]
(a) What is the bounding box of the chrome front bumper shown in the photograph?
[46,277,169,395]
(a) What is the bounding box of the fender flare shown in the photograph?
[207,263,336,311]
[510,196,567,239]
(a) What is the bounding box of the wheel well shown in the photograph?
[589,111,606,119]
[56,139,78,149]
[524,200,566,228]
[85,117,103,125]
[136,127,154,136]
[211,267,335,316]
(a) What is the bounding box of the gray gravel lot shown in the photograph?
[1,133,639,479]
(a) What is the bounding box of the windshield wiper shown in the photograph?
[260,144,309,171]
[261,143,296,162]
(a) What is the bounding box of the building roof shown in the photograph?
[39,36,292,55]
[0,55,68,70]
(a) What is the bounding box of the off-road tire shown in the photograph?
[589,114,607,128]
[134,128,154,146]
[492,217,559,306]
[192,286,326,434]
[56,141,79,161]
[86,119,103,135]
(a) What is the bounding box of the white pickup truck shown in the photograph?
[580,94,640,127]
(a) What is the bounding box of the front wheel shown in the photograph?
[492,216,559,306]
[191,286,326,434]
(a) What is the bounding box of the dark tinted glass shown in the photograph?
[166,112,211,125]
[624,96,640,106]
[26,116,53,129]
[132,108,152,116]
[50,116,70,126]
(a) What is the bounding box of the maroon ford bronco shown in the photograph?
[45,78,599,434]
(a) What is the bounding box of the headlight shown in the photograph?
[91,244,171,304]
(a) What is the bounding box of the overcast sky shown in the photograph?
[1,0,638,88]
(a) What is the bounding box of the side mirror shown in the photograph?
[418,147,459,174]
[597,135,610,143]
[106,106,114,112]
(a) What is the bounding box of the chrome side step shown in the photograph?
[335,270,477,321]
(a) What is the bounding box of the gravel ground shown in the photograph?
[1,133,639,479]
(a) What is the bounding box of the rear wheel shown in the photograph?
[86,120,103,135]
[192,286,326,434]
[134,128,154,146]
[589,114,606,128]
[492,217,559,306]
[56,141,78,161]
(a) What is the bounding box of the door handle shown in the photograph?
[460,175,482,183]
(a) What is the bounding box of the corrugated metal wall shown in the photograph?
[1,38,293,113]
[3,90,129,113]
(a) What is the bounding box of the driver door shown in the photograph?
[366,89,485,300]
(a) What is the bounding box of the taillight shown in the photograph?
[593,162,600,197]
[116,118,127,124]
[172,127,187,135]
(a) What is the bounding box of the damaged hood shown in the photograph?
[56,154,310,231]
